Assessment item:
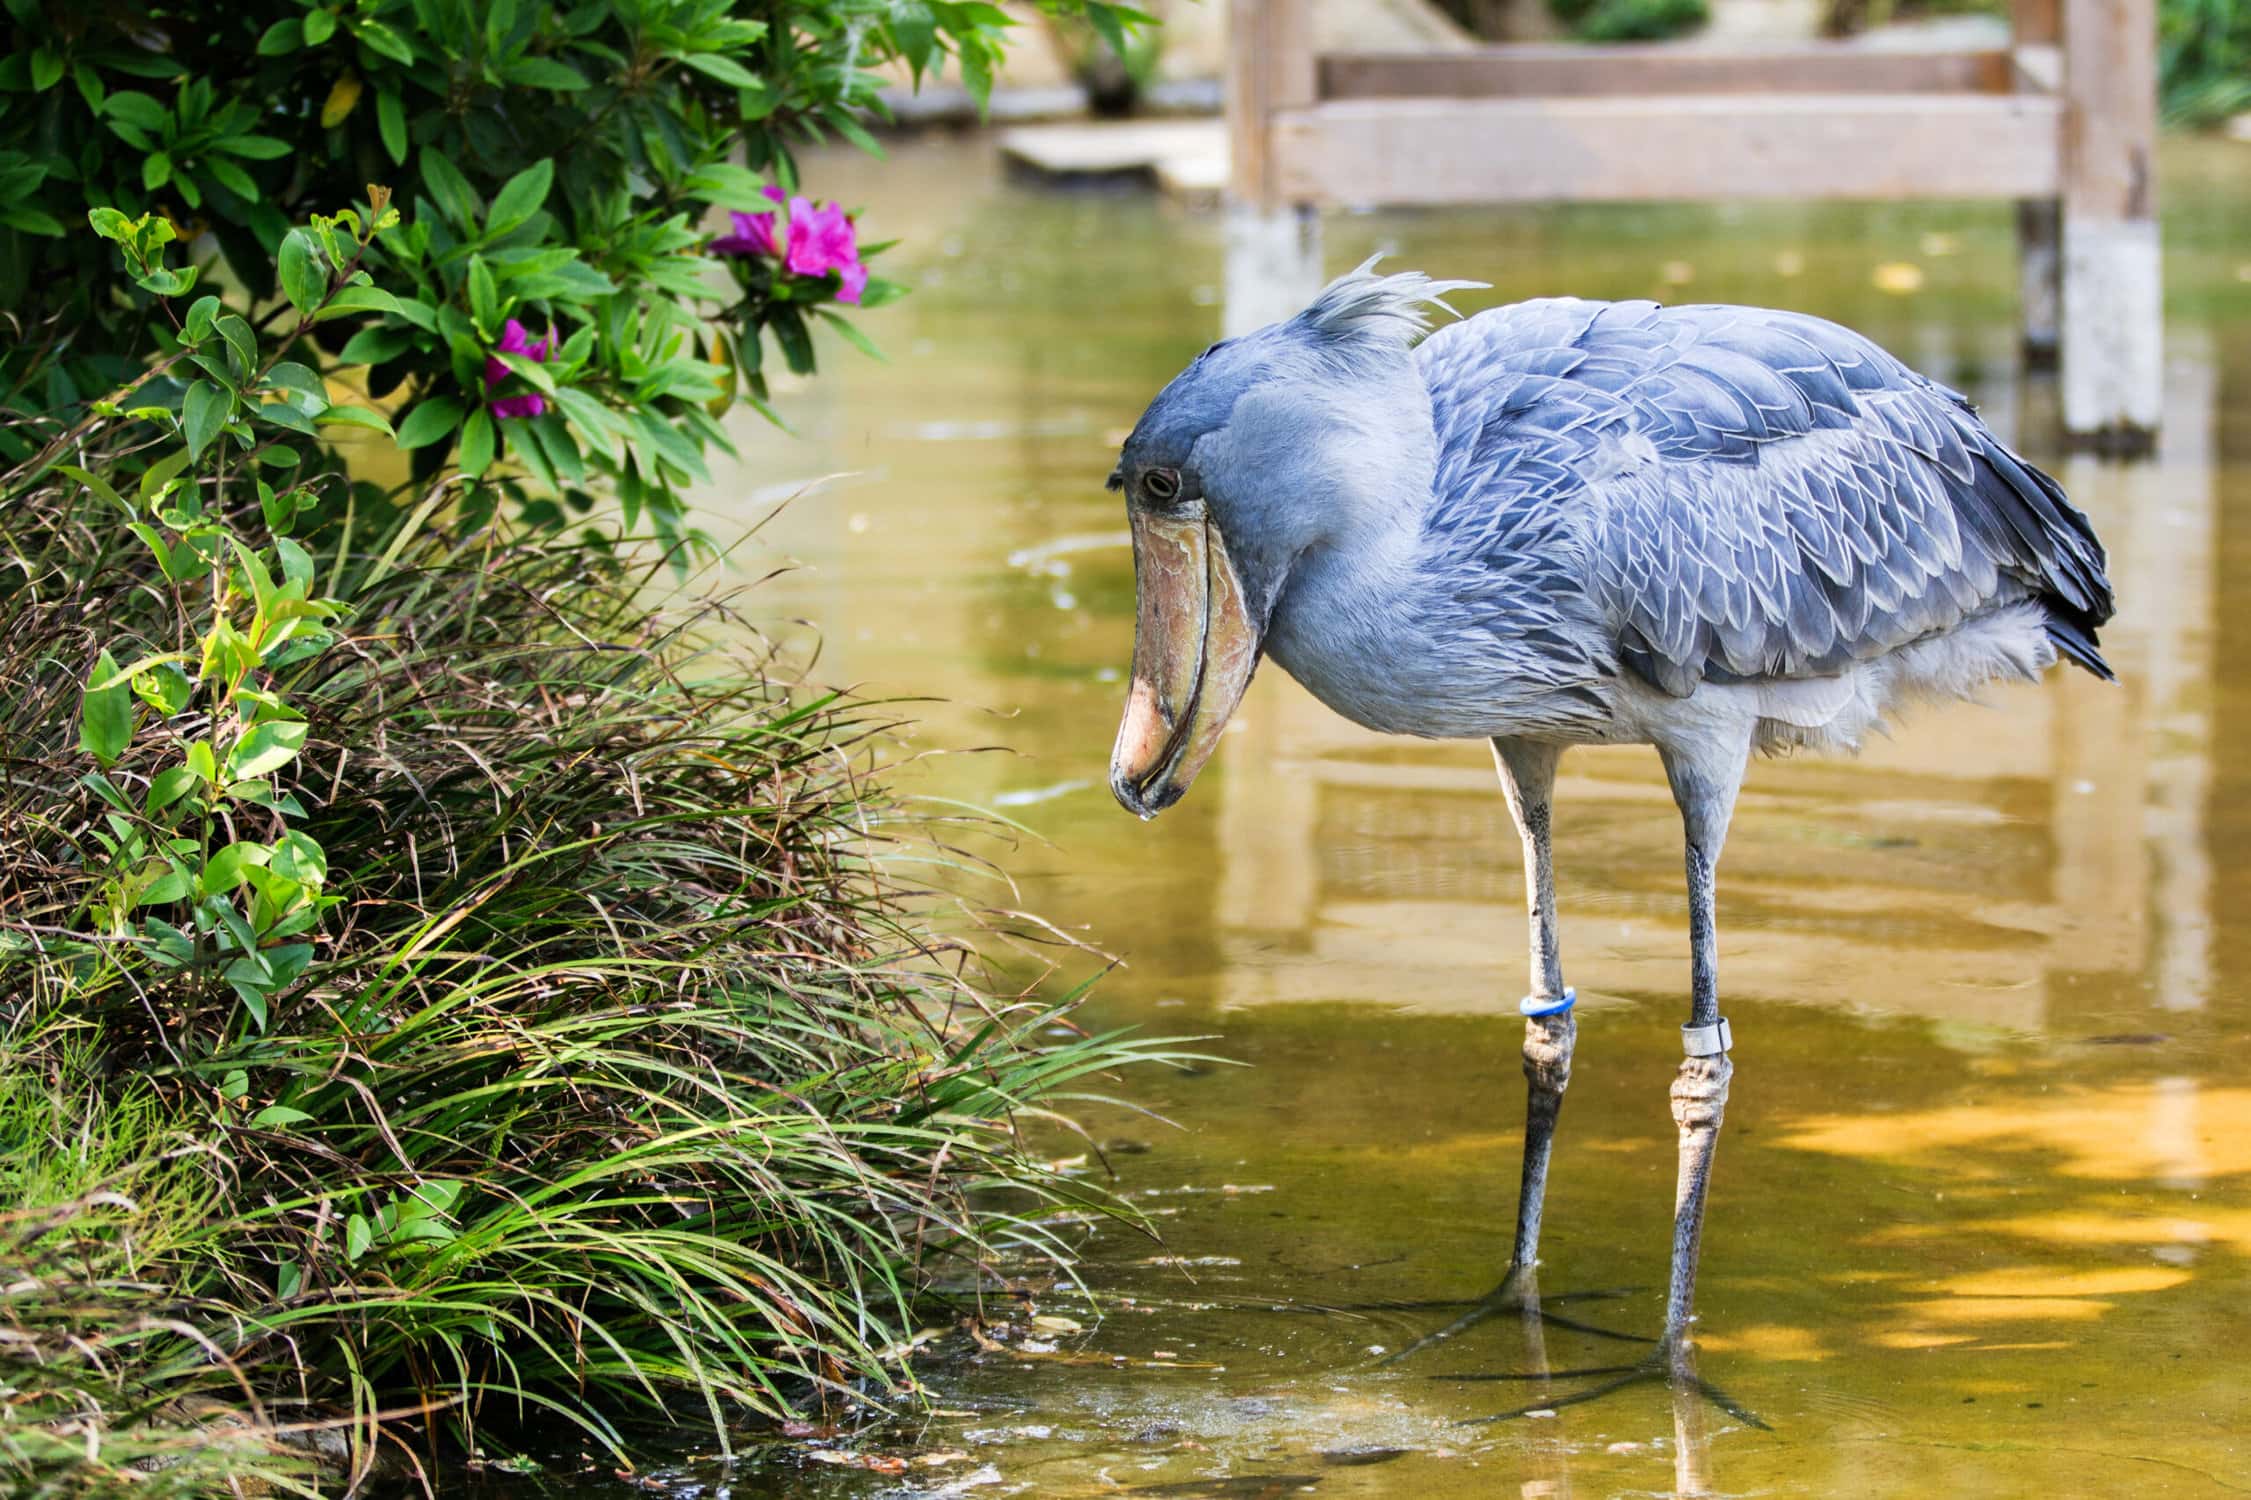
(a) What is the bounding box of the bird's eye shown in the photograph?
[1143,468,1181,503]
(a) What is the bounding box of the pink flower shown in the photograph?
[710,184,786,258]
[483,318,550,421]
[709,185,869,305]
[782,199,854,277]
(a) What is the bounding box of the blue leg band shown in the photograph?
[1519,987,1576,1019]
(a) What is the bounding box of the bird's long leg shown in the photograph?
[1378,740,1600,1366]
[1657,737,1750,1354]
[1492,738,1575,1277]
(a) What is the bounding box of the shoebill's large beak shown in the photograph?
[1109,508,1262,819]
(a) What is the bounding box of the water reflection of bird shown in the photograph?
[1104,260,2115,1409]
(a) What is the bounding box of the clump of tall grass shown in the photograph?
[0,464,1180,1488]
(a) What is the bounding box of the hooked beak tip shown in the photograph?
[1109,766,1183,821]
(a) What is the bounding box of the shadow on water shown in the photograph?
[531,135,2251,1497]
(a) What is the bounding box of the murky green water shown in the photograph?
[616,136,2251,1496]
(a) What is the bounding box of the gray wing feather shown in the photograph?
[1418,299,2114,695]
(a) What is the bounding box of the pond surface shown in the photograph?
[649,135,2251,1496]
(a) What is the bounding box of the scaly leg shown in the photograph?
[1495,738,1575,1275]
[1658,737,1747,1352]
[1384,740,1627,1365]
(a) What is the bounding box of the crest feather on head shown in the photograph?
[1291,256,1488,356]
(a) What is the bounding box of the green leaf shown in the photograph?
[338,325,415,366]
[202,840,268,895]
[216,315,257,378]
[135,663,194,716]
[376,88,407,164]
[102,91,171,133]
[277,230,325,314]
[1083,1,1130,58]
[272,830,327,888]
[303,9,336,44]
[314,284,404,321]
[230,977,271,1031]
[274,536,314,588]
[226,719,307,781]
[504,57,590,90]
[315,404,395,438]
[466,256,498,331]
[266,362,326,401]
[187,741,217,784]
[213,134,291,160]
[552,387,620,462]
[257,401,318,435]
[143,152,173,191]
[183,295,221,342]
[252,1105,315,1128]
[420,149,479,229]
[80,650,133,767]
[134,865,191,907]
[458,407,494,477]
[30,47,63,92]
[354,18,415,64]
[345,1213,372,1261]
[486,158,552,237]
[182,380,229,460]
[0,206,63,236]
[256,17,304,54]
[677,52,761,88]
[394,395,464,450]
[146,766,198,814]
[140,447,192,505]
[206,156,260,201]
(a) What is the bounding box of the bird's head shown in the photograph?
[1107,258,1485,819]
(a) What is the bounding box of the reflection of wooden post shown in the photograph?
[2047,339,2215,1025]
[1225,0,1324,338]
[2058,0,2161,450]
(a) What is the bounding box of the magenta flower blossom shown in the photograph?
[781,198,865,305]
[709,185,869,305]
[710,184,786,258]
[484,318,551,420]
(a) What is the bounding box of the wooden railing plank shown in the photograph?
[1318,44,2019,100]
[1271,94,2064,205]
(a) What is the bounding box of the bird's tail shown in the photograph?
[2045,612,2115,682]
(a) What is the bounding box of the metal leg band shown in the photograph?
[1681,1018,1733,1057]
[1520,987,1576,1019]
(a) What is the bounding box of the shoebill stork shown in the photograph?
[1104,261,2115,1376]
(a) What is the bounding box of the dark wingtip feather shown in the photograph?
[2046,614,2116,682]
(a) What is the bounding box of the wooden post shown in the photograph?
[2011,0,2063,367]
[2058,0,2161,451]
[1224,0,1324,338]
[2017,200,2061,367]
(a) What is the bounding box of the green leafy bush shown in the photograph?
[2162,0,2251,125]
[1,198,1187,1485]
[0,0,1145,539]
[1548,0,1709,42]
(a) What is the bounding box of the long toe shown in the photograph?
[1452,1345,1771,1429]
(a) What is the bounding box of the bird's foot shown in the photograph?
[1371,1263,1648,1369]
[1438,1334,1770,1429]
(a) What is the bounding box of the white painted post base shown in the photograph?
[2060,217,2162,453]
[1223,202,1325,339]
